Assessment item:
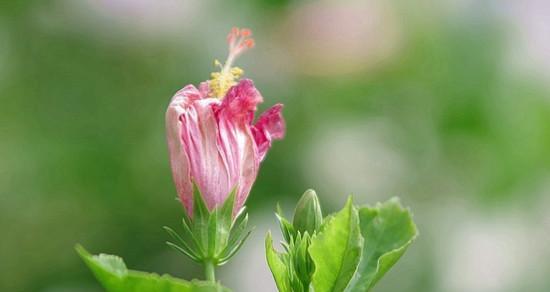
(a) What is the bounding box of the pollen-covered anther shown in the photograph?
[230,67,244,78]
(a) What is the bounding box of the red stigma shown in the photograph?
[226,27,255,59]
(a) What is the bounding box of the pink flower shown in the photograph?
[166,28,285,217]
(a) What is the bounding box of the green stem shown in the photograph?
[204,260,216,282]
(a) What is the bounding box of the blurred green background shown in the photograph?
[1,0,550,291]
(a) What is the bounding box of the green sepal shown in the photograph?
[165,185,251,267]
[207,209,218,257]
[218,208,252,264]
[192,184,211,250]
[265,232,292,292]
[164,226,201,263]
[266,197,319,292]
[265,230,313,292]
[225,207,248,248]
[275,204,296,243]
[76,245,229,292]
[218,227,253,265]
[292,232,314,289]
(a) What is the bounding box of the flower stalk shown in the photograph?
[204,260,216,282]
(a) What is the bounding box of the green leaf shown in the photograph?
[345,198,418,291]
[76,245,229,292]
[309,197,363,292]
[265,232,291,292]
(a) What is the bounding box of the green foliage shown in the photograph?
[290,232,314,289]
[266,190,325,291]
[164,186,251,266]
[309,197,363,292]
[265,191,418,292]
[265,232,292,292]
[266,230,314,292]
[276,204,297,243]
[76,245,229,292]
[345,198,418,291]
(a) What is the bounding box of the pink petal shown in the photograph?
[216,114,259,214]
[180,98,232,210]
[174,84,203,102]
[219,79,263,122]
[198,81,210,98]
[166,79,285,217]
[165,85,202,215]
[252,104,285,161]
[166,85,232,214]
[215,79,267,212]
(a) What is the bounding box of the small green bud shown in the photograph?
[292,189,323,235]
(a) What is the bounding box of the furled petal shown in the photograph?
[215,79,266,212]
[179,98,232,210]
[252,104,285,161]
[165,85,203,215]
[167,84,233,214]
[220,79,263,122]
[166,79,285,217]
[198,81,210,98]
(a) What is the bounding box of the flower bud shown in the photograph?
[292,189,323,235]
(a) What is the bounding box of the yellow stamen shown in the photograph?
[208,27,255,98]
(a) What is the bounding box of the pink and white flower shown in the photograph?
[166,28,285,216]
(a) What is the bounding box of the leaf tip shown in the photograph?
[345,195,355,207]
[75,244,90,259]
